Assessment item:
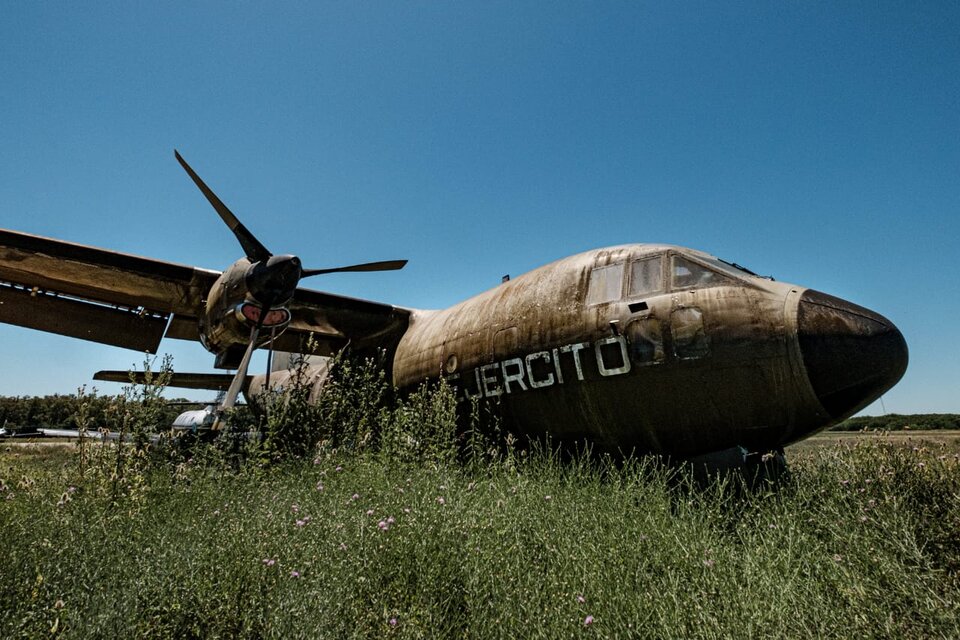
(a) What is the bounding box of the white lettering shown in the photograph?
[525,351,555,389]
[480,363,502,397]
[453,338,631,403]
[552,347,564,384]
[464,369,484,399]
[501,358,528,393]
[560,342,590,381]
[595,335,632,376]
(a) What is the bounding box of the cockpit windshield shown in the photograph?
[709,256,773,280]
[671,256,733,290]
[715,258,758,276]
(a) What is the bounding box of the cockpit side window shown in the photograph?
[628,256,663,298]
[671,256,731,290]
[585,263,624,305]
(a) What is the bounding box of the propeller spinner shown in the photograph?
[174,150,407,425]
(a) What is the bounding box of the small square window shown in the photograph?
[628,256,663,298]
[586,263,624,305]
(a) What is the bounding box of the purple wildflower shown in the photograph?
[584,615,594,626]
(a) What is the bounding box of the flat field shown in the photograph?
[1,435,958,639]
[788,429,960,456]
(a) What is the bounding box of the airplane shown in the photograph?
[0,151,908,466]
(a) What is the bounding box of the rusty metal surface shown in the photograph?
[0,228,216,316]
[0,228,408,364]
[393,244,907,456]
[246,361,331,405]
[0,219,908,459]
[195,258,407,365]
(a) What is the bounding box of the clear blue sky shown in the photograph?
[1,2,957,413]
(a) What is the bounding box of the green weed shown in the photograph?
[0,359,958,638]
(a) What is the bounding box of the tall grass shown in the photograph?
[0,359,957,638]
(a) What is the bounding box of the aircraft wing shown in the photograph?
[0,229,216,353]
[0,228,410,357]
[94,370,244,390]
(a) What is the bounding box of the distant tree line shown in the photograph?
[2,393,958,434]
[0,394,201,431]
[830,413,960,431]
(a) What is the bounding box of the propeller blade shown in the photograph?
[214,326,261,428]
[301,259,407,277]
[174,150,272,263]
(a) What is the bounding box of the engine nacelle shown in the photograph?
[198,258,292,368]
[245,357,331,410]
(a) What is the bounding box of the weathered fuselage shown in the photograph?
[391,244,907,457]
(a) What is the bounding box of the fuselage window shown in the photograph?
[586,263,624,305]
[628,256,663,298]
[671,256,731,291]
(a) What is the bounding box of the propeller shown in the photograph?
[175,150,271,263]
[174,150,407,428]
[302,260,407,277]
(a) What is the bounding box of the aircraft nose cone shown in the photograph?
[797,290,908,419]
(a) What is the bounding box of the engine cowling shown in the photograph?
[245,356,332,410]
[198,258,293,368]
